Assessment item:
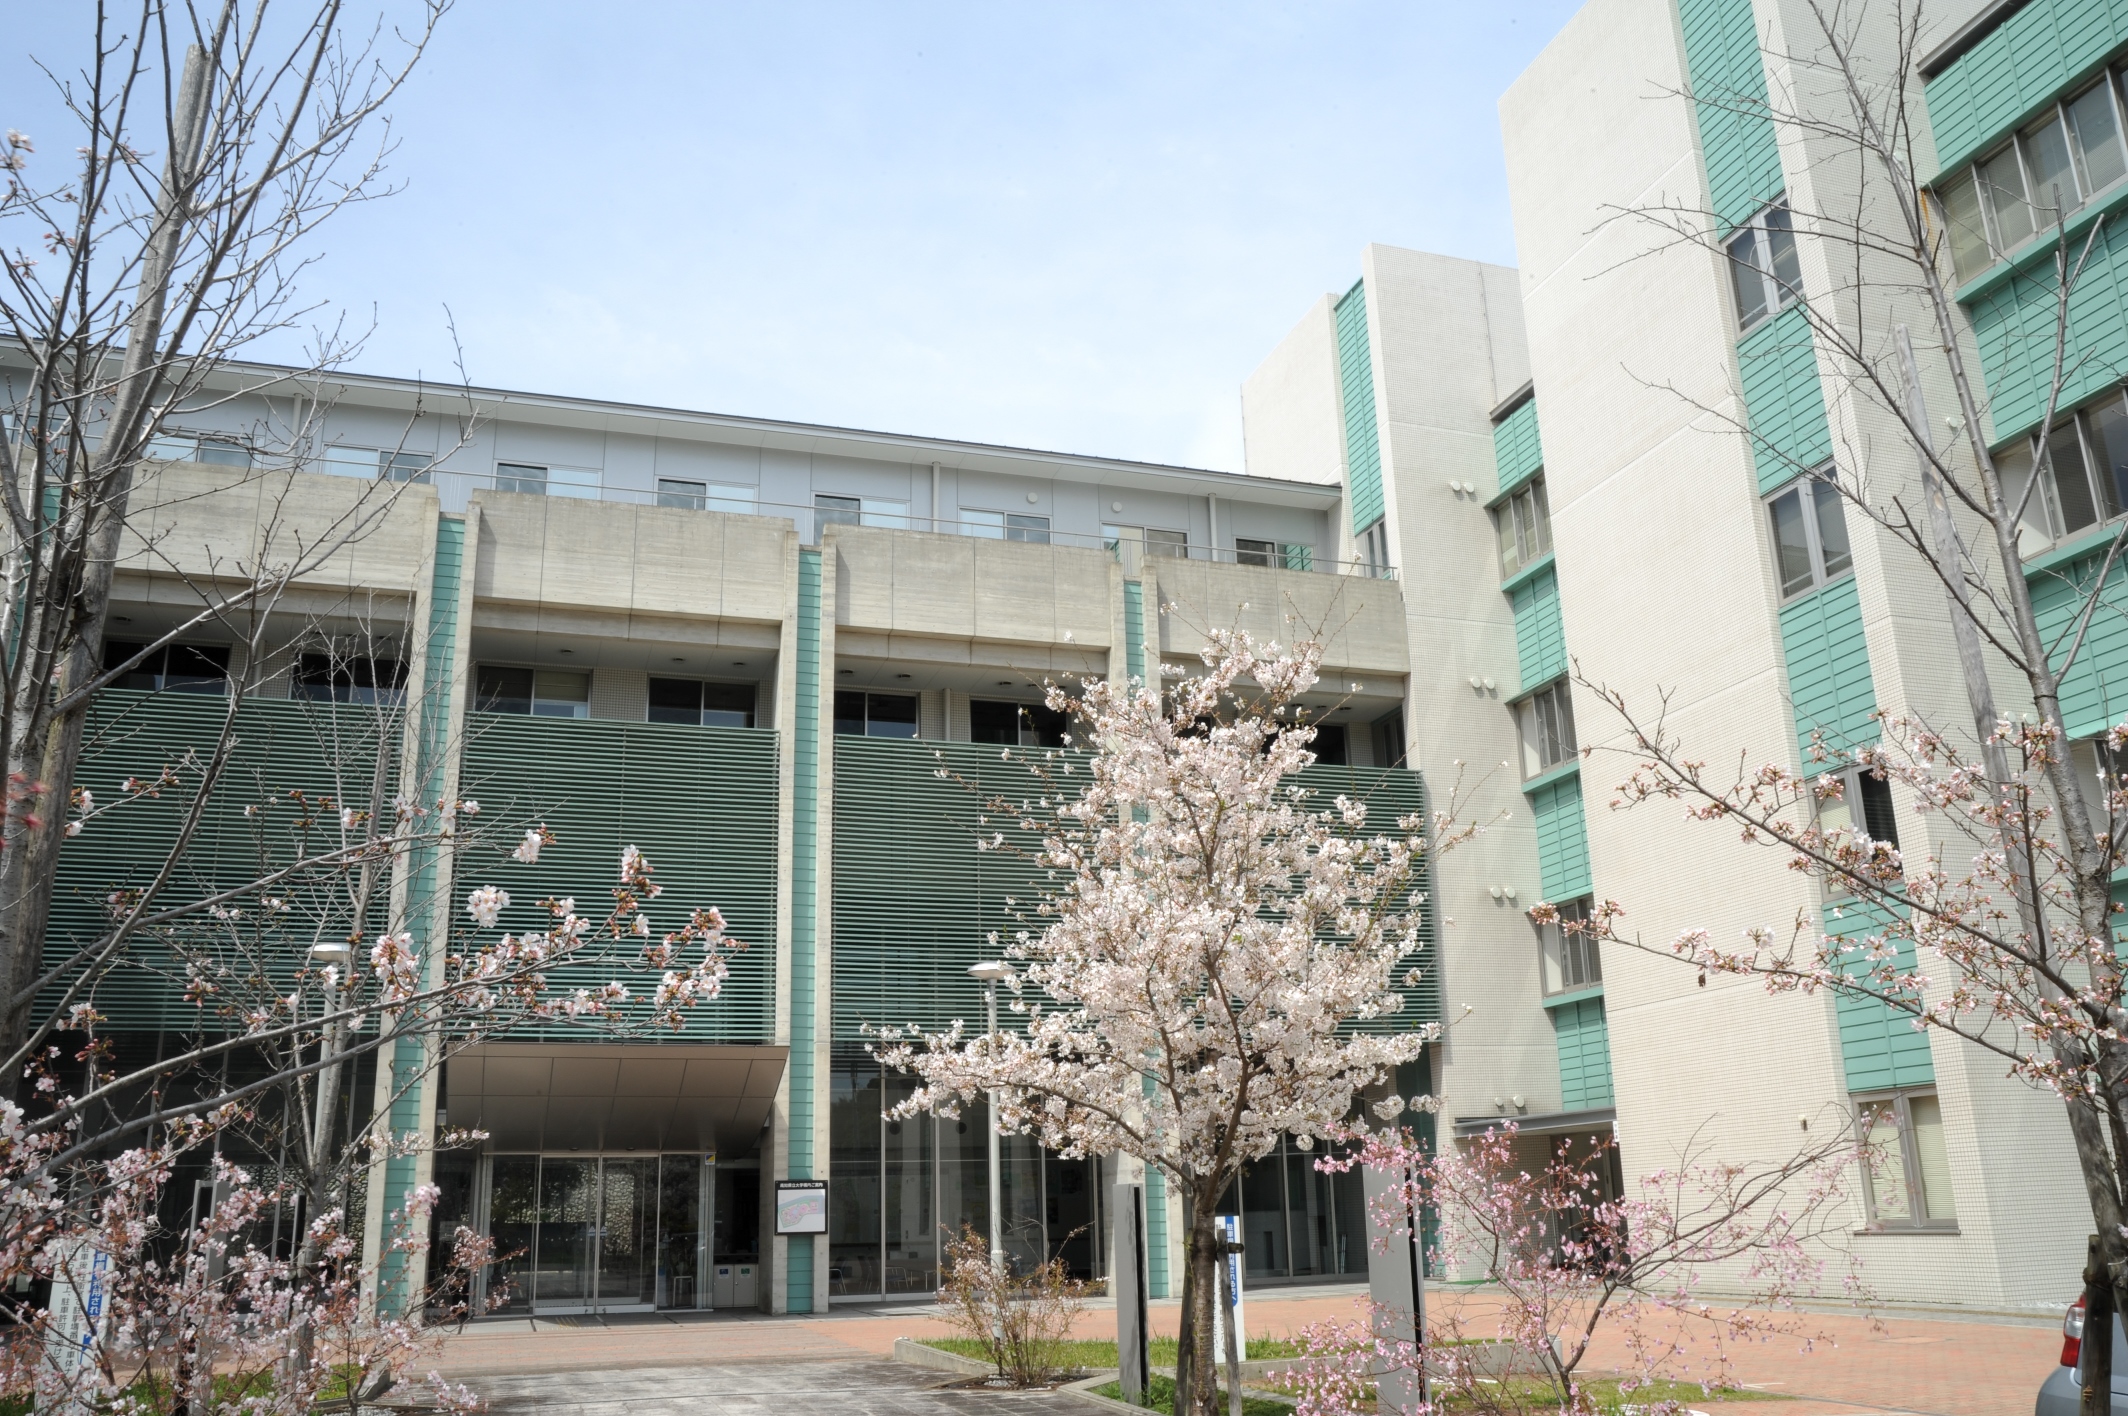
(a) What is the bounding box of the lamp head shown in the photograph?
[310,942,353,963]
[967,961,1014,984]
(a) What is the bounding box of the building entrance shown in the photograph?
[482,1153,708,1314]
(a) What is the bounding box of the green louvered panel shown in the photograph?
[1310,762,1438,1031]
[1825,900,1935,1090]
[1511,564,1568,690]
[1925,0,2128,178]
[1529,769,1593,901]
[1779,575,1879,759]
[1334,279,1385,533]
[1552,997,1614,1109]
[1124,579,1146,681]
[831,736,1066,1042]
[2030,549,2128,736]
[1676,0,1785,231]
[1965,213,2128,440]
[790,548,822,1310]
[44,693,401,1028]
[456,716,780,1042]
[1738,305,1833,493]
[1492,397,1544,496]
[830,745,1438,1041]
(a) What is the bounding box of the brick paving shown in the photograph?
[428,1284,2063,1414]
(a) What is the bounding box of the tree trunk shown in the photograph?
[2087,1234,2115,1416]
[1173,1204,1220,1416]
[0,35,219,1055]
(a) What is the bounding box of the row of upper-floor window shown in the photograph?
[1936,63,2128,284]
[145,434,1325,570]
[1997,385,2128,550]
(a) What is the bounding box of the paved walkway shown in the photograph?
[476,1359,1079,1416]
[428,1284,2063,1415]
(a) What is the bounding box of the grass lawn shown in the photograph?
[1254,1371,1789,1413]
[1092,1375,1294,1416]
[914,1335,1308,1368]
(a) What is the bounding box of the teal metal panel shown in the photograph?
[380,516,466,1312]
[1528,769,1593,901]
[2030,547,2128,737]
[1552,997,1615,1110]
[1334,279,1385,533]
[1778,576,1880,758]
[1492,396,1544,496]
[1924,0,2128,178]
[1738,304,1834,493]
[1124,579,1146,681]
[1511,564,1568,690]
[1964,209,2128,441]
[1826,901,1936,1090]
[1677,0,1786,231]
[456,715,781,1040]
[790,547,821,1310]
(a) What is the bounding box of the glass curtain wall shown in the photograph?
[480,1153,706,1313]
[1212,1135,1370,1283]
[829,1055,1108,1300]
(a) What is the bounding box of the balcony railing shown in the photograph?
[378,465,1397,580]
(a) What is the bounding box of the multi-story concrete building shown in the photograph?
[47,363,1423,1316]
[44,0,2128,1325]
[1238,0,2128,1312]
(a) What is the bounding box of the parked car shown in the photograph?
[2040,1297,2128,1415]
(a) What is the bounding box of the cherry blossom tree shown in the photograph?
[1284,1123,1865,1416]
[876,630,1473,1416]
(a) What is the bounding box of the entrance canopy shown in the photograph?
[445,1042,786,1154]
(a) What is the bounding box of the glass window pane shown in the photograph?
[1860,1100,1912,1222]
[1516,699,1543,779]
[864,692,918,738]
[833,689,867,736]
[1769,488,1815,596]
[1531,479,1553,555]
[1981,144,2035,248]
[1145,528,1189,558]
[1763,205,1801,303]
[1235,537,1277,567]
[2049,421,2101,533]
[548,466,601,500]
[2068,80,2128,195]
[1727,225,1768,327]
[1494,504,1522,578]
[647,676,702,724]
[816,494,861,531]
[969,699,1019,744]
[384,452,430,484]
[961,508,1004,539]
[195,438,251,468]
[532,669,590,718]
[2085,396,2128,520]
[324,445,380,478]
[476,665,533,714]
[1907,1095,1956,1221]
[1998,439,2057,551]
[861,497,910,529]
[700,682,755,728]
[703,483,757,515]
[1811,481,1853,579]
[2023,112,2078,217]
[496,463,547,495]
[657,478,708,510]
[1004,513,1049,544]
[1937,173,1993,282]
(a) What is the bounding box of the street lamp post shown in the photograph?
[967,960,1015,1352]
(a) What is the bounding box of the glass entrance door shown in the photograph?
[481,1154,704,1314]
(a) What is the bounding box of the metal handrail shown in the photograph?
[395,470,1399,581]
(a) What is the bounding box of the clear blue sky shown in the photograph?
[8,3,1581,471]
